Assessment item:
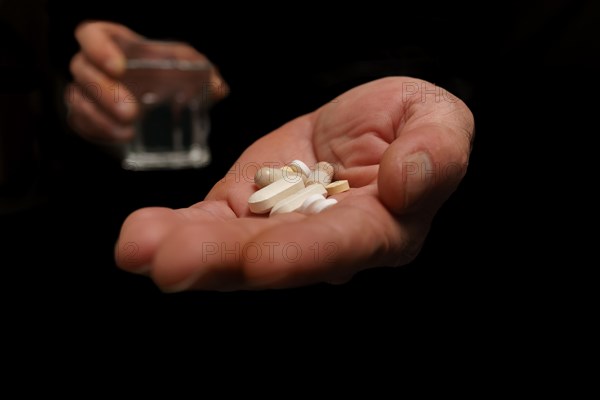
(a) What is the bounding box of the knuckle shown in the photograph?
[69,53,83,77]
[403,240,424,265]
[67,102,100,139]
[451,99,475,144]
[388,226,427,267]
[123,207,169,233]
[74,22,88,40]
[74,20,97,38]
[63,83,75,104]
[392,240,423,267]
[67,88,84,109]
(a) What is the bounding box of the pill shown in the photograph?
[254,167,285,188]
[306,161,335,186]
[325,180,350,195]
[299,194,327,213]
[287,160,311,177]
[270,184,328,216]
[248,175,305,214]
[316,161,335,175]
[307,198,338,214]
[316,198,338,213]
[281,165,306,183]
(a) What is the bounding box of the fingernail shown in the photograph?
[105,57,125,76]
[403,151,433,209]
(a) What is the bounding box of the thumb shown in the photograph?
[75,21,143,77]
[378,121,473,216]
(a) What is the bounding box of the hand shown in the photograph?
[65,21,228,143]
[115,77,474,292]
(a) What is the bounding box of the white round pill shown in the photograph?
[312,198,338,213]
[299,194,326,213]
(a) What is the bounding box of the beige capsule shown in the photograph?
[254,167,284,188]
[254,166,305,188]
[306,161,335,186]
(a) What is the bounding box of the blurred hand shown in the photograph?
[115,77,474,291]
[65,21,228,143]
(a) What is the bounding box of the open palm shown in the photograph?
[115,77,474,292]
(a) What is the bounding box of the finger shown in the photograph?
[75,21,142,77]
[115,207,187,273]
[151,213,306,292]
[378,85,474,215]
[205,114,318,215]
[65,83,135,142]
[151,195,422,292]
[69,52,138,124]
[162,42,229,102]
[241,194,419,289]
[207,68,229,102]
[114,201,237,273]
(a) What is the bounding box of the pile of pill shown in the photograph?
[248,160,350,216]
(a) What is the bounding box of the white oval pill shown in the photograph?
[270,184,327,216]
[248,175,305,214]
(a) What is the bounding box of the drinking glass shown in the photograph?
[118,39,214,170]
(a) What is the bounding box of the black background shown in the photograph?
[1,1,597,330]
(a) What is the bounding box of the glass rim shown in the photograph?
[125,58,212,71]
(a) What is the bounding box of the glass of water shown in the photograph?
[118,39,214,170]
